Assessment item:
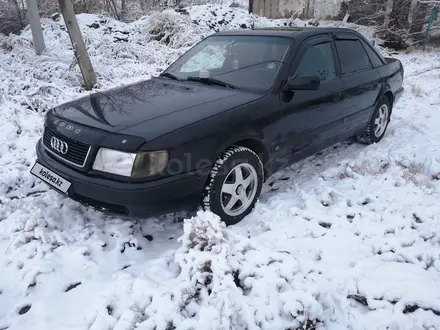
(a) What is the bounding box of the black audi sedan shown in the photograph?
[31,27,404,225]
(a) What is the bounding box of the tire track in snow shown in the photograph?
[405,65,440,78]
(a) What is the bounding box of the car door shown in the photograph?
[332,33,382,135]
[268,34,345,171]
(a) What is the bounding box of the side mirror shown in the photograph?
[286,75,320,91]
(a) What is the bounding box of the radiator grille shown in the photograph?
[43,127,91,167]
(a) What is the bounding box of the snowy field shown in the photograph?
[1,4,440,330]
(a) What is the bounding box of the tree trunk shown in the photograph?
[307,0,316,19]
[384,0,394,26]
[11,0,24,28]
[57,0,97,90]
[408,0,419,24]
[25,0,46,55]
[121,0,126,18]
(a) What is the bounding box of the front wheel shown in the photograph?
[202,146,264,226]
[356,96,391,144]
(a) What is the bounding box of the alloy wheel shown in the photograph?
[374,104,389,137]
[220,163,258,217]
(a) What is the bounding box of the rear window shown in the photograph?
[360,39,384,67]
[335,39,372,75]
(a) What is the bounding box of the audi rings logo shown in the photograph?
[50,137,69,154]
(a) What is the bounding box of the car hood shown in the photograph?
[51,77,263,140]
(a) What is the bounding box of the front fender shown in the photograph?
[212,131,268,160]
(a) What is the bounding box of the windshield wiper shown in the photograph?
[159,72,182,81]
[186,76,239,89]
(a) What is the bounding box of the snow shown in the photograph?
[1,3,440,330]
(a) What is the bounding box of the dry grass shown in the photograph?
[397,160,424,185]
[411,85,422,97]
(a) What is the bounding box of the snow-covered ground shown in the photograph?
[1,4,440,330]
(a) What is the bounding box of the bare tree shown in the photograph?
[25,0,46,55]
[340,0,439,49]
[408,0,419,23]
[121,0,127,18]
[384,0,394,26]
[57,0,97,90]
[13,0,25,27]
[0,0,27,34]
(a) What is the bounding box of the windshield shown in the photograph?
[163,35,293,91]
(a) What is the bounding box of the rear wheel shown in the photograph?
[356,96,391,144]
[202,146,264,226]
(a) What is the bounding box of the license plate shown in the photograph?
[30,162,71,194]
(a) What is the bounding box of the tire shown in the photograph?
[356,96,392,145]
[202,146,264,226]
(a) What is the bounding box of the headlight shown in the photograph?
[93,148,168,178]
[131,150,169,178]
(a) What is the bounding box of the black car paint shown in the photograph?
[35,140,206,215]
[49,79,263,147]
[34,27,404,217]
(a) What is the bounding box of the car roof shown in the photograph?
[214,27,361,39]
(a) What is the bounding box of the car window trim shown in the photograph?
[295,41,339,81]
[334,31,386,67]
[332,36,373,77]
[332,32,359,40]
[336,66,373,77]
[267,37,297,93]
[328,36,342,78]
[287,33,341,81]
[359,38,385,68]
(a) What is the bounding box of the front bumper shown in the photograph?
[35,139,207,218]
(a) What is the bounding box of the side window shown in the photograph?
[293,42,337,81]
[360,39,384,67]
[335,39,372,75]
